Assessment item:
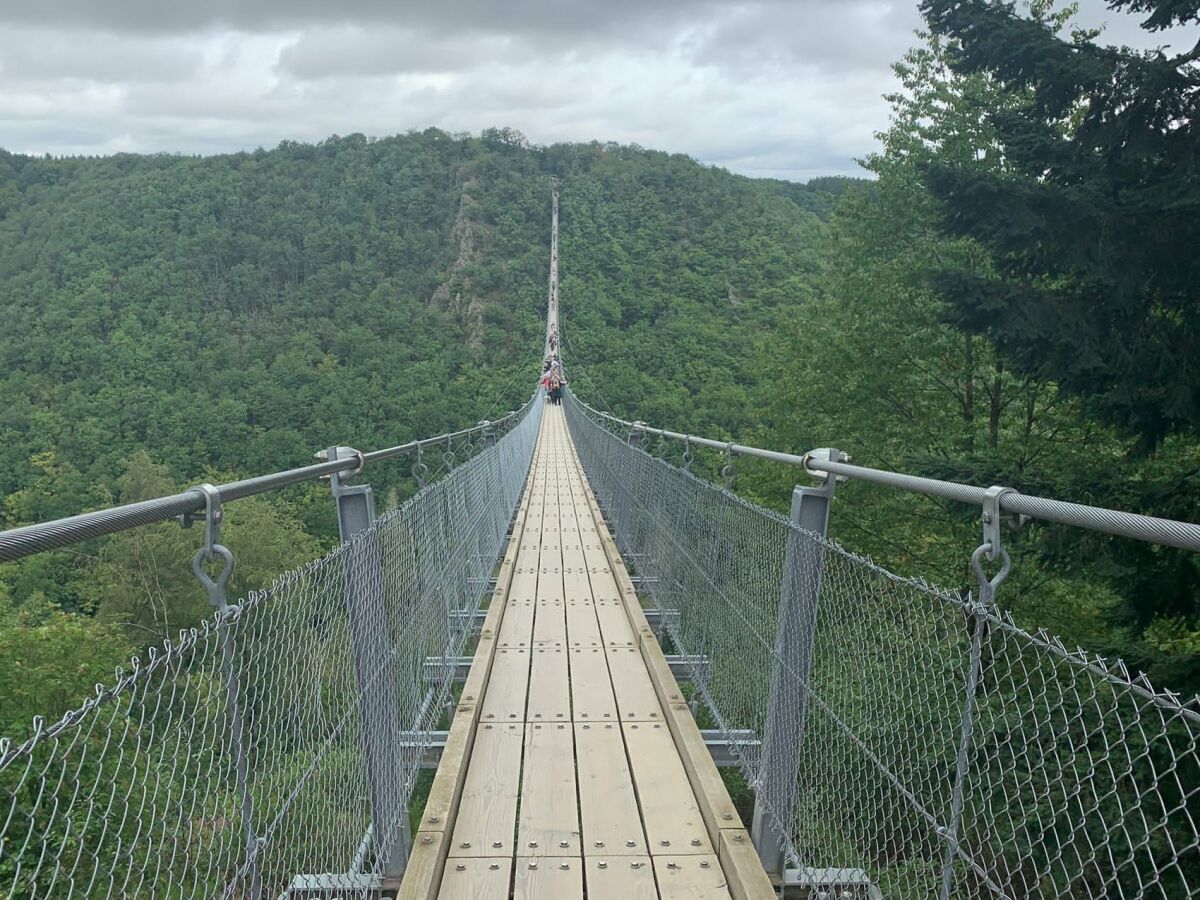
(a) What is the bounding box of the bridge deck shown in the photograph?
[400,405,773,900]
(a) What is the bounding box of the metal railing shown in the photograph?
[565,390,1200,899]
[0,397,543,899]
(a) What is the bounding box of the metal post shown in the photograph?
[187,484,262,900]
[628,422,645,449]
[937,489,1012,900]
[750,451,840,876]
[329,446,410,875]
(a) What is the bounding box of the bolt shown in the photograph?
[529,862,538,870]
[428,816,440,824]
[455,864,466,871]
[660,840,670,847]
[559,840,570,848]
[420,836,433,845]
[492,840,502,848]
[529,841,539,848]
[626,840,636,847]
[700,861,710,869]
[598,861,608,870]
[489,863,500,871]
[559,863,570,870]
[594,841,604,847]
[460,841,472,849]
[631,861,642,869]
[667,862,678,870]
[691,838,701,846]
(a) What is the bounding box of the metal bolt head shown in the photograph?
[700,861,710,869]
[691,838,701,846]
[460,841,471,848]
[455,864,466,871]
[529,861,538,870]
[428,816,440,824]
[420,835,433,845]
[667,862,678,870]
[594,840,604,847]
[625,840,636,847]
[630,861,642,869]
[489,863,499,871]
[492,840,503,848]
[660,839,670,847]
[559,840,570,848]
[598,861,608,870]
[559,863,570,870]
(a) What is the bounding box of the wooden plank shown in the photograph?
[480,647,530,723]
[517,723,580,856]
[532,598,566,646]
[652,855,731,899]
[606,646,664,722]
[717,830,776,900]
[435,858,511,900]
[622,723,712,855]
[575,722,648,857]
[569,648,618,723]
[565,598,602,649]
[497,599,535,648]
[594,597,637,646]
[526,644,570,722]
[584,856,658,900]
[396,831,447,900]
[512,857,584,900]
[448,723,524,858]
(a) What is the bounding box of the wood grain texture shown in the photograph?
[435,857,512,900]
[622,724,712,855]
[448,723,524,858]
[584,856,659,900]
[652,855,732,899]
[512,857,584,900]
[517,723,580,856]
[575,722,648,857]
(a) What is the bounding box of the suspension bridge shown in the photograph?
[1,184,1198,899]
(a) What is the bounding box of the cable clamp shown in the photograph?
[981,485,1019,563]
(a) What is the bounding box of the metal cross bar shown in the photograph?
[421,653,709,684]
[398,729,758,770]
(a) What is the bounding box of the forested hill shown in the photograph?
[0,132,844,524]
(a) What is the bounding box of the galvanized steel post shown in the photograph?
[750,451,840,876]
[329,446,410,876]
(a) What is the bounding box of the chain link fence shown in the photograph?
[0,398,542,899]
[565,391,1200,900]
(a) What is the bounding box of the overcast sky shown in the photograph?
[0,1,1194,181]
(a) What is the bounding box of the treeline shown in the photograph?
[0,131,846,736]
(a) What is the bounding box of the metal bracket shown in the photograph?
[981,485,1018,563]
[721,443,737,490]
[801,448,850,483]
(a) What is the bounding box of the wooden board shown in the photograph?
[574,723,648,856]
[497,600,535,648]
[435,858,511,900]
[397,831,447,900]
[622,723,712,855]
[565,599,603,649]
[517,723,580,856]
[448,723,524,858]
[512,857,584,900]
[652,855,731,899]
[584,856,659,900]
[525,644,570,722]
[569,648,618,723]
[479,647,530,723]
[606,646,664,721]
[532,598,566,646]
[595,598,637,646]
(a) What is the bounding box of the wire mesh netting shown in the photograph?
[0,397,542,899]
[565,391,1200,900]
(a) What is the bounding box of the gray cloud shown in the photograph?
[0,1,1195,182]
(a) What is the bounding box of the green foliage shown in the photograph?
[918,0,1200,447]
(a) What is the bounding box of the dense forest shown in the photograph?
[1,0,1197,754]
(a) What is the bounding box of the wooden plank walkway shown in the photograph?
[400,406,774,900]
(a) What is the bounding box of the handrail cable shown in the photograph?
[569,391,1200,553]
[0,396,536,564]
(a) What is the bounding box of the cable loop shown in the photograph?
[970,542,1011,605]
[722,443,737,490]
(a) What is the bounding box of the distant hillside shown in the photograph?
[0,131,835,524]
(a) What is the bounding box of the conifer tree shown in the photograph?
[919,0,1200,446]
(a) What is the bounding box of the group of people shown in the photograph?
[541,353,565,405]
